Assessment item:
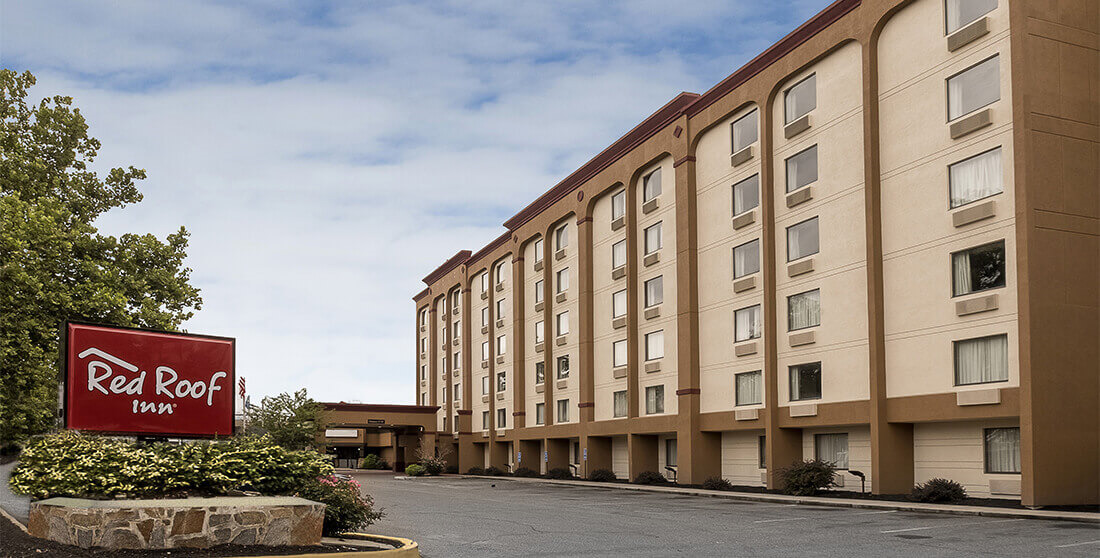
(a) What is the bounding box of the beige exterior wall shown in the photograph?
[472,270,491,432]
[612,436,628,479]
[523,238,544,427]
[493,256,513,431]
[550,217,580,424]
[913,419,1021,499]
[592,188,629,422]
[801,426,872,492]
[720,431,766,487]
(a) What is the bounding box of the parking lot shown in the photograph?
[356,473,1099,558]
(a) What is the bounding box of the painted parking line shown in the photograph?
[754,517,809,523]
[881,518,1023,534]
[1055,540,1100,548]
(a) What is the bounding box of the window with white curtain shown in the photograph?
[611,190,626,220]
[815,433,849,469]
[482,375,489,395]
[733,239,760,278]
[533,238,543,262]
[612,289,627,318]
[645,330,665,361]
[666,439,678,468]
[535,403,545,425]
[646,385,665,414]
[645,276,664,307]
[733,174,760,216]
[949,147,1003,208]
[612,240,627,269]
[535,361,545,384]
[555,225,569,249]
[420,338,426,352]
[788,289,821,331]
[481,272,489,293]
[948,56,999,121]
[784,74,816,124]
[643,168,662,202]
[496,334,506,355]
[557,399,570,422]
[421,365,427,380]
[482,410,490,429]
[534,321,544,344]
[534,280,544,304]
[645,222,663,255]
[786,145,818,193]
[735,371,763,406]
[984,427,1020,473]
[557,355,570,379]
[497,408,506,428]
[946,0,996,34]
[556,311,569,335]
[613,390,628,418]
[454,383,459,401]
[496,261,507,285]
[481,341,489,361]
[790,362,822,401]
[732,109,759,152]
[954,334,1008,385]
[452,320,460,339]
[787,217,820,261]
[496,298,505,320]
[481,307,489,326]
[735,305,762,342]
[952,240,1005,296]
[419,309,427,326]
[557,268,569,293]
[453,351,460,370]
[497,371,506,392]
[613,339,627,367]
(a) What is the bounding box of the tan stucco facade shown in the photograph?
[412,0,1098,506]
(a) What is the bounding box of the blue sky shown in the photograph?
[2,0,832,405]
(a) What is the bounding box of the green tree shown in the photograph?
[0,70,202,447]
[245,389,326,451]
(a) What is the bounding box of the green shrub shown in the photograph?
[634,471,669,485]
[779,459,837,496]
[702,476,733,491]
[588,469,617,482]
[466,466,485,475]
[359,454,389,470]
[8,432,331,499]
[484,466,507,476]
[546,467,573,480]
[912,478,966,503]
[296,475,383,536]
[419,456,446,476]
[445,465,458,474]
[404,464,425,477]
[512,467,539,478]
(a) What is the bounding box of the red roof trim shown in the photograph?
[421,250,471,285]
[413,287,430,302]
[465,230,511,267]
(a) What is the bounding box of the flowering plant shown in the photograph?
[297,474,383,535]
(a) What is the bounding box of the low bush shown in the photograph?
[546,467,573,480]
[588,469,618,482]
[419,455,447,476]
[404,464,426,477]
[912,478,966,503]
[779,459,837,496]
[296,475,383,536]
[512,467,540,478]
[702,476,733,491]
[359,454,389,470]
[466,466,485,475]
[633,471,670,485]
[8,432,332,499]
[445,465,459,474]
[484,466,507,476]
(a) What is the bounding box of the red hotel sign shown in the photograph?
[63,322,235,437]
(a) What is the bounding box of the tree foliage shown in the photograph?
[245,389,326,451]
[0,70,202,447]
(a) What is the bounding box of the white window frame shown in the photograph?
[556,268,569,293]
[612,339,627,367]
[644,222,662,255]
[612,239,627,269]
[556,311,569,335]
[645,330,664,361]
[612,289,627,318]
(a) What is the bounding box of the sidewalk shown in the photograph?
[464,475,1100,523]
[0,461,29,525]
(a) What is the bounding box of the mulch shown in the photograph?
[0,514,374,557]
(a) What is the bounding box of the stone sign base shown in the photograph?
[28,496,325,549]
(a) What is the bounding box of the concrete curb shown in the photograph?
[463,475,1100,523]
[0,504,28,533]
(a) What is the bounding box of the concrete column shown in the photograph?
[546,438,570,471]
[489,440,510,471]
[518,439,541,471]
[582,435,613,479]
[577,215,595,423]
[677,429,721,485]
[627,433,658,481]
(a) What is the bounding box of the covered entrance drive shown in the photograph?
[320,403,440,472]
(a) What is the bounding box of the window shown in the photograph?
[573,442,580,464]
[984,427,1020,473]
[611,190,626,220]
[612,289,627,318]
[758,436,767,468]
[948,56,1000,121]
[644,222,662,255]
[643,168,662,202]
[557,399,570,422]
[733,239,760,278]
[556,268,569,293]
[555,225,569,250]
[481,341,489,361]
[482,411,490,430]
[613,390,628,418]
[612,339,627,367]
[952,240,1005,296]
[535,403,546,425]
[481,272,489,293]
[421,365,427,380]
[785,145,818,193]
[420,337,426,353]
[497,371,506,392]
[452,321,460,339]
[496,334,507,355]
[787,217,819,261]
[419,309,427,326]
[452,289,461,307]
[645,330,664,361]
[497,408,507,429]
[788,289,821,331]
[815,433,849,469]
[534,321,545,344]
[734,305,762,342]
[452,351,460,370]
[556,311,570,335]
[644,276,663,307]
[535,361,545,384]
[481,307,489,327]
[646,385,665,414]
[534,280,544,304]
[534,238,544,263]
[495,261,507,285]
[954,334,1008,385]
[790,362,822,401]
[496,298,506,320]
[481,375,489,395]
[421,393,427,405]
[736,371,763,406]
[784,74,816,124]
[950,147,1003,208]
[732,109,759,153]
[557,355,570,379]
[665,439,677,468]
[453,384,460,401]
[946,0,997,34]
[733,174,760,216]
[612,240,627,269]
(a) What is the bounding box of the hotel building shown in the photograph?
[412,0,1098,507]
